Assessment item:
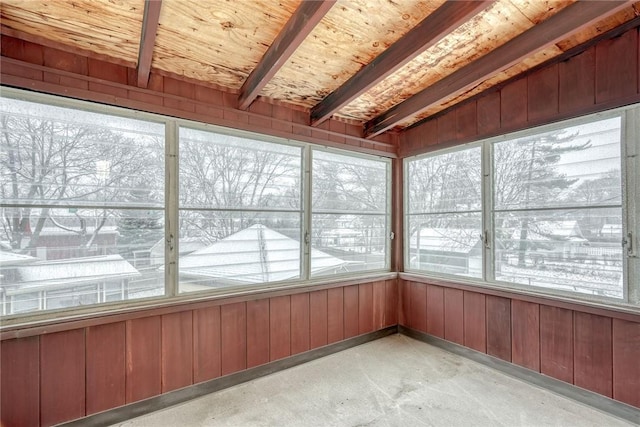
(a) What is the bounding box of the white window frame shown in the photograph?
[405,104,639,307]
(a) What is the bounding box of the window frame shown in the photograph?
[404,104,639,308]
[0,87,394,323]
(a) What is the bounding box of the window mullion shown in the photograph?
[165,120,179,297]
[623,108,639,303]
[303,146,312,280]
[482,140,494,282]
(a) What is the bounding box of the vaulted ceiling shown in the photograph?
[2,0,639,138]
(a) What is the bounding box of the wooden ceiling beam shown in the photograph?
[136,0,162,88]
[364,0,634,138]
[238,0,336,110]
[310,0,494,127]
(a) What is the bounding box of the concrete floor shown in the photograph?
[116,334,636,427]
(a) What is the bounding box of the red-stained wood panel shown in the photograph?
[398,279,409,327]
[43,47,87,74]
[409,282,427,333]
[500,78,527,130]
[270,295,291,361]
[540,305,573,384]
[511,300,540,372]
[437,110,456,144]
[310,290,328,349]
[247,299,270,368]
[559,47,595,114]
[161,311,193,392]
[40,329,85,426]
[486,295,511,361]
[358,283,374,334]
[463,291,486,353]
[444,288,464,345]
[0,36,44,65]
[193,306,221,383]
[595,29,638,104]
[126,316,161,403]
[613,319,640,407]
[638,26,640,94]
[327,287,345,344]
[528,64,559,123]
[344,285,360,339]
[384,279,398,327]
[220,302,247,375]
[86,322,126,415]
[477,91,501,136]
[291,293,310,355]
[88,58,128,84]
[456,101,477,139]
[426,285,445,338]
[1,337,39,427]
[574,312,613,397]
[372,280,386,330]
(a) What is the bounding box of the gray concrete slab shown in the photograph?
[115,334,637,426]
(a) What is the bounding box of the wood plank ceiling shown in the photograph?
[1,0,639,139]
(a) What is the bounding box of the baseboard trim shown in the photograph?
[61,326,397,426]
[398,326,640,425]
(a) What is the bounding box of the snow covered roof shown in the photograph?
[178,224,349,284]
[150,236,208,257]
[510,220,586,242]
[36,226,118,236]
[0,251,38,266]
[8,254,140,294]
[409,228,481,254]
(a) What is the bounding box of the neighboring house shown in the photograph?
[409,228,482,277]
[21,226,119,260]
[509,220,588,262]
[178,224,351,290]
[0,254,140,315]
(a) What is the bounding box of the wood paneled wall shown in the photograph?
[0,35,396,157]
[400,27,640,157]
[1,279,397,426]
[399,279,640,409]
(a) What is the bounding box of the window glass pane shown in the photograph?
[313,151,387,213]
[312,151,389,277]
[494,117,621,210]
[178,211,300,292]
[494,208,623,298]
[407,147,481,214]
[311,214,387,277]
[179,128,301,210]
[1,98,165,315]
[407,213,482,278]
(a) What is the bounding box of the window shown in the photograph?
[0,97,165,315]
[0,89,392,318]
[311,150,390,276]
[405,106,639,305]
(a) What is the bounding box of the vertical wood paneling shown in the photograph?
[247,299,270,368]
[270,296,291,361]
[327,287,345,343]
[384,279,398,327]
[595,29,638,104]
[161,311,193,392]
[540,306,573,384]
[426,285,445,338]
[310,290,328,349]
[486,295,511,361]
[444,288,464,345]
[220,302,247,376]
[511,300,540,372]
[409,282,427,333]
[291,293,310,355]
[463,291,486,353]
[500,78,527,129]
[559,47,595,113]
[574,312,613,397]
[193,306,221,383]
[477,91,501,136]
[40,329,85,426]
[399,279,409,326]
[456,101,477,139]
[358,283,374,334]
[344,285,359,339]
[86,322,126,415]
[528,64,558,122]
[437,110,456,144]
[613,319,640,407]
[126,316,161,403]
[372,280,386,330]
[1,337,39,427]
